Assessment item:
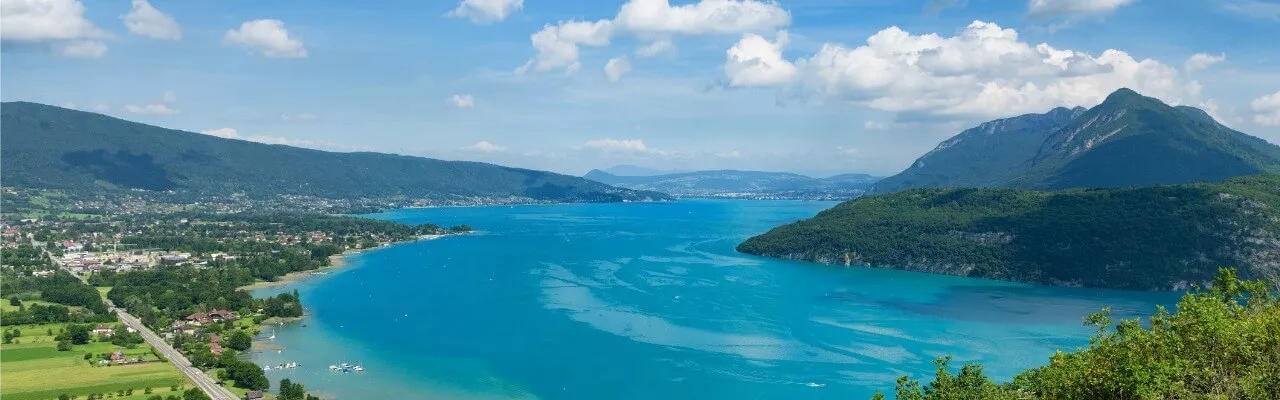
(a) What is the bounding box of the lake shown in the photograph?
[251,199,1176,399]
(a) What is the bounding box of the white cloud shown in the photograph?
[716,150,743,158]
[727,21,1203,120]
[124,103,178,116]
[161,90,177,103]
[223,19,307,58]
[53,39,107,58]
[281,113,318,122]
[447,0,523,24]
[0,0,107,42]
[201,127,373,152]
[461,141,508,153]
[201,128,241,139]
[61,102,78,109]
[448,94,476,108]
[1218,0,1280,21]
[635,39,675,58]
[1027,0,1137,19]
[724,31,796,88]
[519,20,615,74]
[122,0,180,40]
[614,0,790,35]
[1252,91,1280,126]
[90,103,110,112]
[580,138,670,155]
[605,56,632,82]
[522,0,790,74]
[835,146,860,155]
[1185,52,1226,71]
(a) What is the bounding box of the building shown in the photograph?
[185,312,211,326]
[171,322,196,335]
[110,351,125,364]
[245,391,264,400]
[210,342,224,356]
[92,324,115,337]
[208,309,236,321]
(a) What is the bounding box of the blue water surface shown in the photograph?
[252,200,1177,399]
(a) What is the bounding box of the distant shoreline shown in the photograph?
[238,234,452,291]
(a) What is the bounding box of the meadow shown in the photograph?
[0,323,191,400]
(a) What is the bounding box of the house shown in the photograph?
[185,312,211,325]
[92,324,115,336]
[245,391,264,400]
[110,351,125,364]
[210,342,223,356]
[63,241,84,251]
[208,309,236,321]
[171,322,195,335]
[209,334,222,344]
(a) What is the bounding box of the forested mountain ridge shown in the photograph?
[0,102,668,204]
[585,169,880,200]
[869,88,1280,194]
[869,106,1086,194]
[738,174,1280,290]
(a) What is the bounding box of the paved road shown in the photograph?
[35,240,238,400]
[115,308,240,400]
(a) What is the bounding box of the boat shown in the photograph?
[268,328,276,340]
[328,364,339,371]
[805,382,825,388]
[262,366,271,371]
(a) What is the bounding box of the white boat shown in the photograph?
[328,364,339,371]
[262,366,271,371]
[268,328,276,340]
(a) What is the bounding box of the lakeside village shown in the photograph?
[1,190,471,400]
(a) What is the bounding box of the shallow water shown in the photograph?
[251,200,1177,399]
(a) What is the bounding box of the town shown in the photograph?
[0,187,470,400]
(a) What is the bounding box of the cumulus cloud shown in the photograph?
[280,113,318,122]
[724,31,796,88]
[728,21,1204,120]
[522,0,789,74]
[54,40,108,58]
[91,103,110,112]
[124,103,178,116]
[636,39,675,58]
[448,0,523,24]
[1253,91,1280,126]
[614,0,790,35]
[1027,0,1137,19]
[2,0,110,57]
[605,56,632,82]
[1185,52,1226,71]
[200,127,372,152]
[122,0,180,40]
[716,150,743,158]
[461,141,508,152]
[448,94,476,108]
[519,20,615,74]
[162,90,177,103]
[835,146,860,155]
[61,102,78,109]
[580,138,670,155]
[223,19,307,58]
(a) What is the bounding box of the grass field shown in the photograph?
[1,299,82,313]
[0,323,191,400]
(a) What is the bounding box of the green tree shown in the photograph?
[181,388,210,400]
[872,268,1280,399]
[57,339,73,351]
[227,330,252,351]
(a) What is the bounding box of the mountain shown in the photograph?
[584,169,881,200]
[869,106,1086,194]
[738,174,1280,290]
[597,165,686,176]
[0,102,669,204]
[870,89,1280,194]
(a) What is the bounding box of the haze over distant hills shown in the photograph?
[0,102,669,204]
[871,88,1280,194]
[585,169,880,200]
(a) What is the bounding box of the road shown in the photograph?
[35,240,238,400]
[115,307,241,400]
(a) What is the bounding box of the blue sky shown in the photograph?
[4,0,1280,176]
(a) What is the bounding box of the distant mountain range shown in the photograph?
[0,102,668,204]
[871,88,1280,194]
[584,169,881,200]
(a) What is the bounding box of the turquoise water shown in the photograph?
[252,200,1177,399]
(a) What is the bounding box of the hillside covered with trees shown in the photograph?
[738,175,1280,290]
[0,102,668,204]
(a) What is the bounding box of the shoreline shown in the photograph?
[238,234,453,291]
